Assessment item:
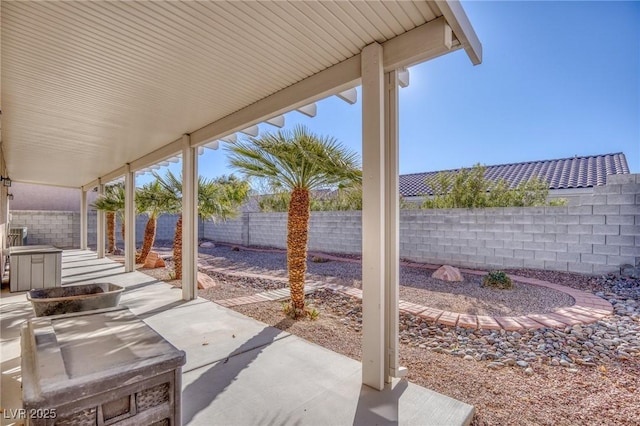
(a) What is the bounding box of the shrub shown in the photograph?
[482,271,513,290]
[421,164,567,209]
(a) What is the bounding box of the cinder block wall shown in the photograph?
[11,174,639,273]
[204,174,640,274]
[11,211,81,248]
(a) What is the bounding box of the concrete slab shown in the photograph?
[182,335,474,426]
[2,250,475,426]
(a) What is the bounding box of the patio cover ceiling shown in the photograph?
[0,1,480,189]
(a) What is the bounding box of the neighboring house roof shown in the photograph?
[400,152,629,197]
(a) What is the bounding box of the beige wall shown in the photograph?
[9,182,98,212]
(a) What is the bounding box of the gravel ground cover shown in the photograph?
[195,245,573,315]
[138,244,640,425]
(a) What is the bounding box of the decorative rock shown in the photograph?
[197,272,217,289]
[487,362,504,369]
[431,265,463,282]
[463,355,474,361]
[200,241,215,248]
[516,360,529,368]
[143,251,166,268]
[524,367,534,376]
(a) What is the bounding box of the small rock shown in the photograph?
[197,272,217,289]
[199,241,215,248]
[463,355,474,361]
[524,367,534,376]
[487,362,505,369]
[431,265,463,282]
[516,360,529,368]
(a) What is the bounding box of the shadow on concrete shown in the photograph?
[121,279,162,293]
[134,300,190,320]
[61,265,122,278]
[353,380,408,425]
[63,271,128,285]
[0,301,33,341]
[181,321,289,425]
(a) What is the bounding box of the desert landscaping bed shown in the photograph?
[137,245,640,425]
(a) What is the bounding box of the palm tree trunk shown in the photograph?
[120,216,126,245]
[106,212,116,253]
[287,187,310,315]
[173,214,183,280]
[137,216,157,264]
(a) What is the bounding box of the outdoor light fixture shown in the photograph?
[1,176,11,187]
[7,194,13,200]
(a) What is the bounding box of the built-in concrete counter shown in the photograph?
[21,307,186,425]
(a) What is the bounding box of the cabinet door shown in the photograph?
[31,255,45,289]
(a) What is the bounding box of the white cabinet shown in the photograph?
[9,246,62,292]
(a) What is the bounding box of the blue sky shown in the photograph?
[143,1,639,185]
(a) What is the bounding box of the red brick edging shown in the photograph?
[207,244,614,331]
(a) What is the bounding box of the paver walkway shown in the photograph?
[203,245,613,332]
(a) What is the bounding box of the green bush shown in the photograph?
[482,271,513,290]
[421,164,567,209]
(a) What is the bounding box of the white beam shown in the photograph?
[181,134,198,301]
[436,0,483,65]
[382,16,457,72]
[239,125,259,137]
[124,165,136,273]
[129,137,183,172]
[190,55,361,146]
[398,69,410,88]
[80,189,88,250]
[336,88,358,105]
[101,166,128,186]
[296,103,317,117]
[96,180,105,259]
[204,140,219,150]
[220,134,237,143]
[81,179,99,192]
[265,116,285,128]
[361,42,386,391]
[384,70,406,382]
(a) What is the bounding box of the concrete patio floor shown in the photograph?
[1,249,474,425]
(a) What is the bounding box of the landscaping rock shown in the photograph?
[197,272,217,289]
[143,251,165,268]
[432,265,463,282]
[200,241,215,248]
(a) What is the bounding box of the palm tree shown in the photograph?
[226,125,361,318]
[154,170,249,279]
[136,180,178,263]
[92,183,126,253]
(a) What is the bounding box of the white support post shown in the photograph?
[124,166,136,272]
[385,70,406,381]
[80,189,88,250]
[361,42,386,391]
[96,180,105,258]
[181,134,198,301]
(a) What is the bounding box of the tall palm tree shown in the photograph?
[92,183,126,253]
[136,180,178,263]
[154,170,249,279]
[226,125,361,318]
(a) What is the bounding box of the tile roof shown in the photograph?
[400,152,629,197]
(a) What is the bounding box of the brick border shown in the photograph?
[205,244,614,331]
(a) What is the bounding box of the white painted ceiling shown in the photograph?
[1,1,448,188]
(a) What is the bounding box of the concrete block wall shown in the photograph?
[12,173,639,274]
[204,173,640,274]
[11,211,82,248]
[114,214,181,246]
[10,211,181,249]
